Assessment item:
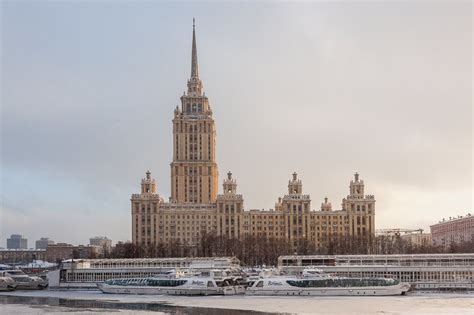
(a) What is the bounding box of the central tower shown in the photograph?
[170,20,218,204]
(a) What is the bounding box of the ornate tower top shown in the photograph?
[223,171,237,195]
[321,196,333,211]
[288,172,303,195]
[349,171,365,198]
[187,19,203,96]
[141,170,157,194]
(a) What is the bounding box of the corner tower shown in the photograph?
[170,20,218,204]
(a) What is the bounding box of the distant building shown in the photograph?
[431,214,474,248]
[6,234,28,249]
[35,237,55,250]
[401,233,432,247]
[0,249,46,264]
[46,243,74,262]
[46,243,101,262]
[89,236,112,253]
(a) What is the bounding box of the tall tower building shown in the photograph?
[131,21,376,250]
[170,20,218,204]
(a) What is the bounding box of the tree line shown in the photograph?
[105,232,474,266]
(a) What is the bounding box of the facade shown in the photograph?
[89,236,112,254]
[431,214,474,248]
[131,22,376,251]
[6,234,28,249]
[0,249,46,264]
[35,237,55,250]
[401,233,432,247]
[278,254,474,290]
[46,243,101,262]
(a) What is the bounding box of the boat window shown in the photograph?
[147,279,187,287]
[256,281,264,288]
[207,281,215,287]
[286,278,399,288]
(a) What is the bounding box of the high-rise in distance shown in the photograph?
[131,21,376,250]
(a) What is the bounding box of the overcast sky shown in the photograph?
[1,1,472,247]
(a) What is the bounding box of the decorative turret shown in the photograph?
[321,197,333,211]
[349,172,364,198]
[141,170,157,194]
[223,171,238,195]
[288,172,303,195]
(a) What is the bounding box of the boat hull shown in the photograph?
[247,283,411,296]
[0,284,17,292]
[15,283,48,290]
[97,283,246,296]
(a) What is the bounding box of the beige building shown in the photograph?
[89,236,112,254]
[131,22,376,250]
[431,214,474,248]
[401,233,432,247]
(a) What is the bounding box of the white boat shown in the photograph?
[247,268,410,296]
[0,272,16,291]
[97,276,246,296]
[4,269,48,290]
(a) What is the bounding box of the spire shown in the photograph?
[191,18,199,79]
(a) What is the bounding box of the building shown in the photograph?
[431,214,474,248]
[0,249,46,264]
[278,254,474,290]
[375,228,431,247]
[46,243,101,262]
[131,21,375,251]
[6,234,28,249]
[35,237,55,250]
[401,233,432,247]
[89,236,112,254]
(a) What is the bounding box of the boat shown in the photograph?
[4,269,48,290]
[0,272,16,291]
[97,276,246,295]
[246,268,411,296]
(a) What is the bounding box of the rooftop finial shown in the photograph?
[354,172,359,181]
[191,18,199,79]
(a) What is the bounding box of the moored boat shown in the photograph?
[247,268,410,296]
[0,273,16,291]
[97,276,246,296]
[4,269,48,290]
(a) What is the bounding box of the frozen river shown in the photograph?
[0,290,472,314]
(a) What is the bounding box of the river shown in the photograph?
[0,290,472,314]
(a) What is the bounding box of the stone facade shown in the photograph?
[401,233,432,247]
[89,236,112,253]
[431,214,474,248]
[0,249,46,264]
[131,22,376,250]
